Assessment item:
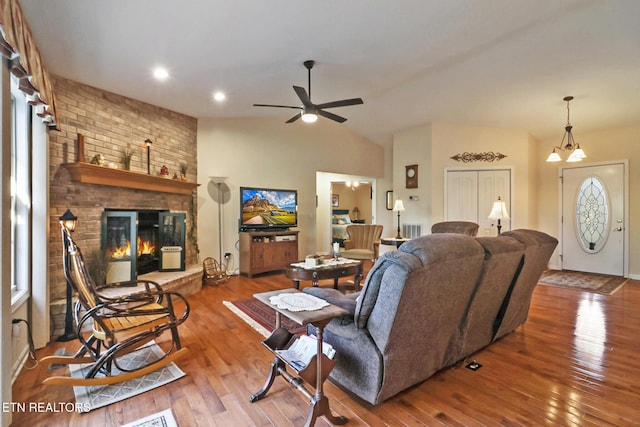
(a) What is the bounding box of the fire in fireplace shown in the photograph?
[102,209,186,283]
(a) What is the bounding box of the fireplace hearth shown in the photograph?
[102,209,186,282]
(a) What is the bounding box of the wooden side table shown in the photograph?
[250,289,348,427]
[380,237,411,248]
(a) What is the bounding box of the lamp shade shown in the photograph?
[209,176,228,184]
[488,197,510,220]
[59,209,78,232]
[393,199,405,212]
[546,150,562,162]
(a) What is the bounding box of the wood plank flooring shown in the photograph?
[10,270,640,426]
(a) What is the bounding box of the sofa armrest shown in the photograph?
[303,288,359,315]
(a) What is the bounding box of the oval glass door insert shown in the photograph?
[575,176,609,253]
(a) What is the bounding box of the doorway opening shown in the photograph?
[316,172,376,253]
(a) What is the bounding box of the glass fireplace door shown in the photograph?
[159,212,186,271]
[102,211,137,283]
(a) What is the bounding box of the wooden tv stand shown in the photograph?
[239,230,299,278]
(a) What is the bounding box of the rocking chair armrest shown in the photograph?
[95,291,190,322]
[96,279,163,296]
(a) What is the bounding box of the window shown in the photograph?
[575,176,609,253]
[10,75,31,303]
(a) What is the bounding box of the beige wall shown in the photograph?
[196,117,386,267]
[537,124,640,277]
[393,122,537,233]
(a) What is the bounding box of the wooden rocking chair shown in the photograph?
[202,256,229,285]
[41,224,190,386]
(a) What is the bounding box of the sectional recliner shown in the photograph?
[304,229,558,404]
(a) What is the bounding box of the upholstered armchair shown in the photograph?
[431,221,479,236]
[341,224,384,261]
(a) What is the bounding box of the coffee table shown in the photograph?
[284,259,363,290]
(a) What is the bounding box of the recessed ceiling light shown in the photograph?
[152,67,169,81]
[213,91,226,102]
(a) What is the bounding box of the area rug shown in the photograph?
[539,269,628,295]
[223,299,307,338]
[122,408,178,427]
[71,341,185,412]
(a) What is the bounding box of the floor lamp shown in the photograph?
[209,177,228,262]
[58,209,78,342]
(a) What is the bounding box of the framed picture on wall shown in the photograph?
[331,194,339,207]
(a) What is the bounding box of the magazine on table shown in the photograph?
[275,334,335,371]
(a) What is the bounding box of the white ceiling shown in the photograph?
[19,0,640,146]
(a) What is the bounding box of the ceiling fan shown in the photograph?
[253,60,363,124]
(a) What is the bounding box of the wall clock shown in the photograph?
[405,164,418,188]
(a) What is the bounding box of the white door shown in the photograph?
[446,169,511,236]
[446,171,478,222]
[561,163,625,275]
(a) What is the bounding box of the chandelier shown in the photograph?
[546,96,587,162]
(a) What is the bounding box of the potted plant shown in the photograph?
[121,145,134,170]
[180,163,188,181]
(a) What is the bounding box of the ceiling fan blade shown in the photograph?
[253,103,300,109]
[293,86,312,106]
[316,98,364,109]
[318,109,347,123]
[286,112,302,123]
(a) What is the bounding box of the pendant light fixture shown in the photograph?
[546,96,587,162]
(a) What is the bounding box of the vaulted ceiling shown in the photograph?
[20,0,640,146]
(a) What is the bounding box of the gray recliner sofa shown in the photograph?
[304,229,557,405]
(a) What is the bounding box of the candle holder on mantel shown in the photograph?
[76,133,85,163]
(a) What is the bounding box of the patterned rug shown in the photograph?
[122,408,178,427]
[223,298,307,338]
[539,269,628,295]
[71,341,185,411]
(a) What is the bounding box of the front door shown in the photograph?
[561,162,626,276]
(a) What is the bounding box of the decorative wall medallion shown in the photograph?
[450,152,507,162]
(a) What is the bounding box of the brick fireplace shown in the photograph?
[48,75,199,338]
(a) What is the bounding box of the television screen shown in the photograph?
[240,187,298,230]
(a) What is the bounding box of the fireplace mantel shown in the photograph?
[62,162,199,195]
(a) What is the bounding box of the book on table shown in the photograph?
[275,334,335,371]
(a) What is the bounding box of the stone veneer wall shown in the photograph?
[48,76,199,337]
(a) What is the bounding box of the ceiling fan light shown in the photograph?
[301,112,318,123]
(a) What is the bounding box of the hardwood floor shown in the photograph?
[11,270,640,426]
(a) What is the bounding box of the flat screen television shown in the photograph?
[240,187,298,231]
